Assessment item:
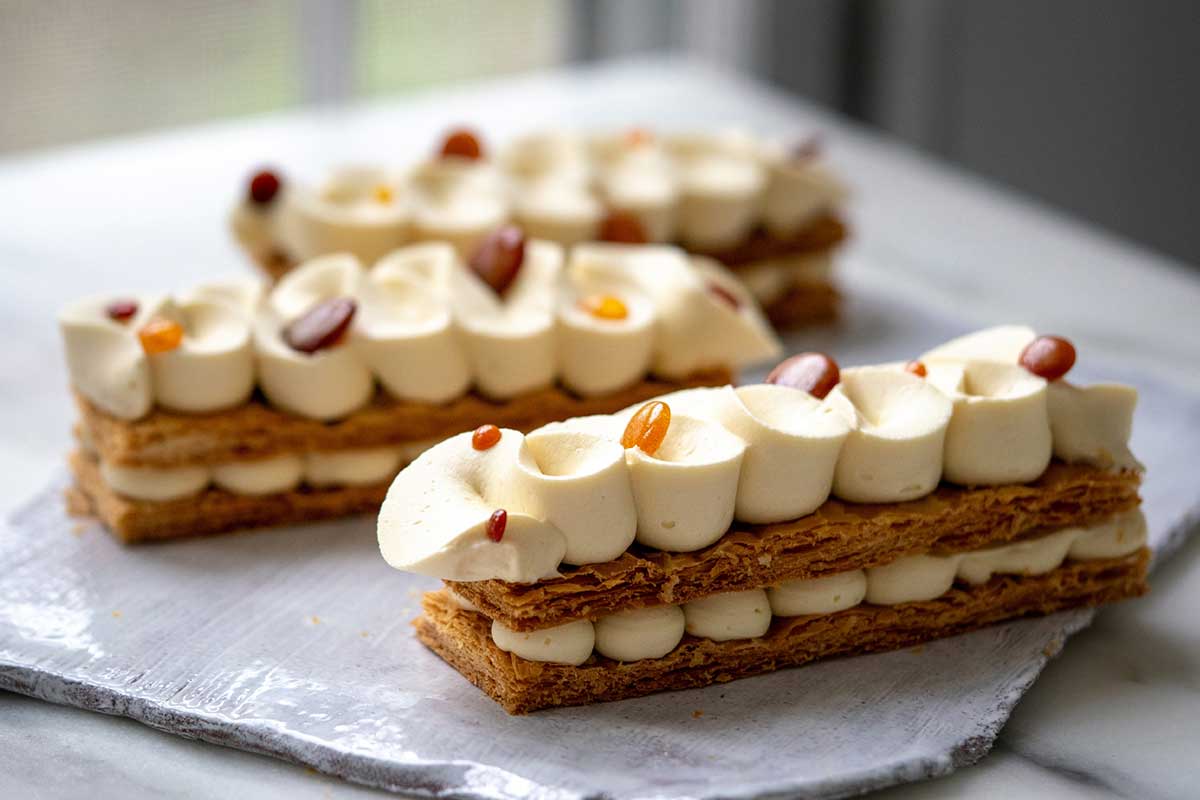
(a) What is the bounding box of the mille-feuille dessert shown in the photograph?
[62,236,779,543]
[230,127,848,328]
[378,326,1147,713]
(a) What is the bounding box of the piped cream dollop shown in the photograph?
[825,367,953,503]
[683,589,772,641]
[593,604,686,661]
[491,618,595,666]
[377,429,567,583]
[768,570,867,616]
[276,166,410,264]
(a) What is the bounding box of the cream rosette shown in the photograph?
[623,413,746,552]
[667,132,766,251]
[660,384,851,523]
[306,448,403,488]
[825,366,954,503]
[501,131,592,186]
[591,134,679,242]
[60,291,256,419]
[183,275,265,317]
[924,360,1052,486]
[593,604,686,662]
[567,243,781,380]
[377,429,568,583]
[253,254,375,421]
[512,178,603,246]
[511,427,638,566]
[760,142,849,238]
[683,589,772,641]
[59,293,169,420]
[275,166,410,265]
[557,265,656,397]
[453,239,563,400]
[357,243,471,404]
[957,529,1079,585]
[923,325,1142,472]
[147,296,256,414]
[408,158,508,257]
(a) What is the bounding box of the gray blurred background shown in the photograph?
[2,0,1197,266]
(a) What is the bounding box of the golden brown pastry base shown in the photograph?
[419,549,1149,714]
[68,449,387,544]
[448,463,1141,631]
[77,370,730,468]
[763,281,840,328]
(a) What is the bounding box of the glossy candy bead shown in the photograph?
[578,294,628,320]
[766,352,840,399]
[469,225,526,295]
[105,299,139,322]
[707,282,741,310]
[598,210,649,244]
[440,128,484,160]
[904,360,928,378]
[472,424,501,451]
[1019,335,1076,381]
[486,509,507,542]
[282,297,357,354]
[248,169,281,206]
[621,401,671,456]
[624,127,653,147]
[138,317,183,355]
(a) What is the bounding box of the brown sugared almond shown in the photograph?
[469,226,526,296]
[1020,335,1076,381]
[282,297,357,354]
[766,352,840,399]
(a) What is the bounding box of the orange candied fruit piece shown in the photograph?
[624,127,653,147]
[904,360,927,378]
[472,424,502,451]
[578,294,628,321]
[621,401,671,456]
[373,184,394,204]
[138,317,183,355]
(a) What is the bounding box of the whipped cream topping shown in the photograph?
[64,242,780,422]
[475,512,1145,664]
[232,129,848,265]
[275,166,411,265]
[211,454,304,495]
[60,290,257,420]
[379,327,1141,583]
[826,367,953,502]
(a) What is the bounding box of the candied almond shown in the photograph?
[1019,335,1076,381]
[105,299,139,322]
[486,509,507,542]
[440,128,484,160]
[766,352,840,399]
[599,210,648,244]
[282,297,357,354]
[469,225,526,295]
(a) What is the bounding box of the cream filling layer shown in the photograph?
[477,509,1146,664]
[96,440,436,501]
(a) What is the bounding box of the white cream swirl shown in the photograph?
[276,166,410,265]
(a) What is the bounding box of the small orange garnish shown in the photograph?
[472,424,502,451]
[138,317,183,355]
[904,360,927,378]
[621,401,671,455]
[624,127,653,147]
[579,294,628,320]
[439,128,484,160]
[598,210,649,244]
[373,184,394,204]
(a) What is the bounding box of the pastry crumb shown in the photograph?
[360,631,370,638]
[309,615,321,625]
[111,610,122,619]
[691,709,704,719]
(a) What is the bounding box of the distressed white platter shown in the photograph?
[2,291,1199,800]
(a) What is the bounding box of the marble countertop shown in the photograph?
[1,57,1197,799]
